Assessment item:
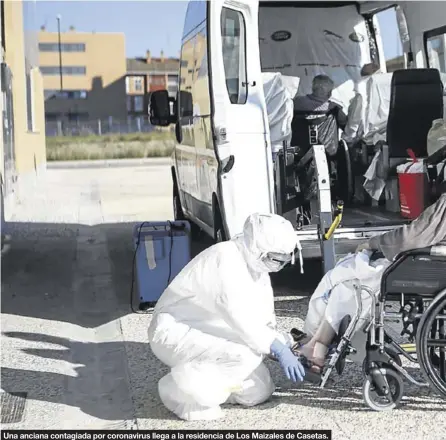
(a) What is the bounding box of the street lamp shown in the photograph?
[57,14,63,92]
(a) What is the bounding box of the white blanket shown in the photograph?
[304,250,391,337]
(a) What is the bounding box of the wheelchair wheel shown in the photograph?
[363,367,404,411]
[362,346,402,377]
[416,289,446,398]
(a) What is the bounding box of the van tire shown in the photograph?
[214,209,227,243]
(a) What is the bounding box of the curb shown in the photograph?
[47,158,172,169]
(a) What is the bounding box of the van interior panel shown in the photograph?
[259,2,444,236]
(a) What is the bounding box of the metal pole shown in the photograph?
[57,15,63,92]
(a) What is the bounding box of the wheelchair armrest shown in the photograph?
[394,246,435,260]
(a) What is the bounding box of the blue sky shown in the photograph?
[34,1,402,60]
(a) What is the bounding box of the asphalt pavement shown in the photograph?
[1,160,444,437]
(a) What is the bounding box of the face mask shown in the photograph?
[260,252,293,273]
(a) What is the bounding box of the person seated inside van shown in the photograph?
[342,62,381,144]
[293,74,348,157]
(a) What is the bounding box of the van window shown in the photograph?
[425,26,446,73]
[183,0,206,40]
[221,8,247,104]
[376,7,404,72]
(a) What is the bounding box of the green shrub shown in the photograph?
[46,138,174,161]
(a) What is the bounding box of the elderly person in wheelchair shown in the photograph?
[290,147,446,409]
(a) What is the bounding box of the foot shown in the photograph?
[298,353,325,374]
[295,354,324,384]
[293,343,327,379]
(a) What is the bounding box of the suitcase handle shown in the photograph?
[133,221,190,244]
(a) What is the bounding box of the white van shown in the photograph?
[149,0,446,273]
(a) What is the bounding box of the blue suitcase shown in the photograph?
[132,220,191,310]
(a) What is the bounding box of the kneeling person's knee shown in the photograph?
[229,363,275,407]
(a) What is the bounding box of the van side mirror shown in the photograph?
[178,90,193,118]
[149,90,175,126]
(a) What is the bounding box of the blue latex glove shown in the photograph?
[270,339,305,382]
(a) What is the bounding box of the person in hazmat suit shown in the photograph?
[148,213,306,421]
[342,62,381,144]
[294,174,446,375]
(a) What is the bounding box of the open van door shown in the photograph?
[209,0,275,238]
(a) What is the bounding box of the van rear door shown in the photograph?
[208,0,275,238]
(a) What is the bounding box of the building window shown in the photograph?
[1,0,5,51]
[126,96,132,112]
[425,26,446,73]
[40,66,86,76]
[168,85,178,94]
[134,95,144,112]
[168,74,178,85]
[44,89,88,99]
[221,7,247,104]
[25,68,34,131]
[134,77,143,92]
[39,42,86,52]
[197,52,208,78]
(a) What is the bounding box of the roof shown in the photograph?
[126,57,180,74]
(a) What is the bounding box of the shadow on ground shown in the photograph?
[0,220,321,422]
[2,331,444,422]
[1,221,317,327]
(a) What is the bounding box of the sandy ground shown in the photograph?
[1,159,444,437]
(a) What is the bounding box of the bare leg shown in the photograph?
[298,319,336,368]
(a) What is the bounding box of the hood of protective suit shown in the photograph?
[233,213,300,274]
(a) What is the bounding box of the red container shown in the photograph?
[397,167,427,219]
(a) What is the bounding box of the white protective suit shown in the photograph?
[303,250,391,338]
[342,73,392,145]
[148,213,301,421]
[262,72,300,157]
[342,76,369,144]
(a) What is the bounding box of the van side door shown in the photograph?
[208,0,275,238]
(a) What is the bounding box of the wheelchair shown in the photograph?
[274,107,354,227]
[293,245,446,411]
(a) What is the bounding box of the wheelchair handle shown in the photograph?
[324,200,344,240]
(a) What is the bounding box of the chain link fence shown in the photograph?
[45,116,168,137]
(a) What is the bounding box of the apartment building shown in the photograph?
[38,29,127,123]
[1,0,46,227]
[126,50,179,117]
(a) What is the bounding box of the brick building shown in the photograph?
[126,50,179,117]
